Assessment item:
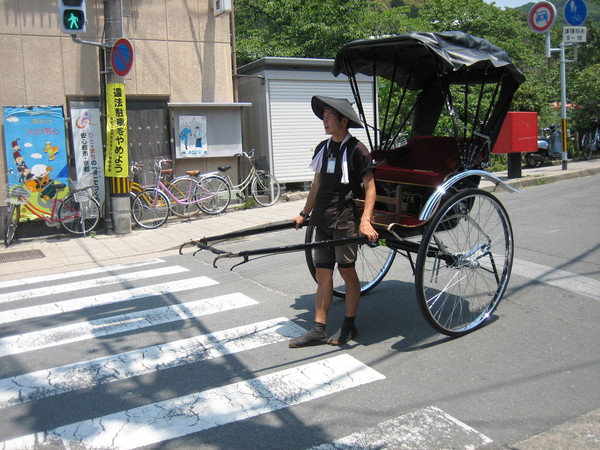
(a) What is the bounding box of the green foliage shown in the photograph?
[234,0,600,134]
[234,0,411,65]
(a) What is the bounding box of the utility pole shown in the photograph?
[103,0,131,234]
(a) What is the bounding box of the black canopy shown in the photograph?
[332,31,525,163]
[333,31,525,89]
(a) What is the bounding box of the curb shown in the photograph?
[481,165,600,192]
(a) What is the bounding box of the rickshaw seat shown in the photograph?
[374,136,461,187]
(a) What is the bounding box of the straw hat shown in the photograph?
[311,96,363,128]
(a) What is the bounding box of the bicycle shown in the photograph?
[131,158,230,229]
[130,159,203,220]
[4,169,101,247]
[216,150,281,207]
[581,128,599,160]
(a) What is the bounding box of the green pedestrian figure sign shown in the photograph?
[66,12,82,29]
[58,0,87,34]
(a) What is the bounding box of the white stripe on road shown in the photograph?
[0,317,305,408]
[0,258,166,289]
[512,258,600,301]
[0,265,189,304]
[311,406,492,449]
[0,293,258,357]
[1,354,385,450]
[0,276,218,325]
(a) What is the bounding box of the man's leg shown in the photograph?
[289,267,334,348]
[314,267,334,324]
[327,266,360,345]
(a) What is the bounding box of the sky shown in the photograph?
[483,0,532,8]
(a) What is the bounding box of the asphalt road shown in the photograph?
[0,175,598,449]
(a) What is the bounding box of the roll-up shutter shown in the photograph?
[269,79,374,184]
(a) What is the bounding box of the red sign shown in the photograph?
[528,1,556,33]
[111,38,134,77]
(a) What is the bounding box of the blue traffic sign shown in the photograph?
[111,38,134,77]
[564,0,587,26]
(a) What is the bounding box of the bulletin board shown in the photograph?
[169,103,252,159]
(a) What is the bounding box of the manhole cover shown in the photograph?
[0,249,46,263]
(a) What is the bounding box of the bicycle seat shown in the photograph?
[161,168,174,175]
[218,165,231,172]
[55,182,67,191]
[185,170,203,176]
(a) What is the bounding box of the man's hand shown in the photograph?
[293,215,306,230]
[359,218,378,242]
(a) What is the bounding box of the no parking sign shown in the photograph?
[528,1,557,33]
[111,38,134,77]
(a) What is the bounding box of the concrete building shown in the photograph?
[1,0,241,192]
[237,57,374,186]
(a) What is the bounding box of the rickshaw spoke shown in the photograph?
[416,189,513,337]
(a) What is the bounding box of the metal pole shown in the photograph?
[560,41,568,170]
[104,0,131,233]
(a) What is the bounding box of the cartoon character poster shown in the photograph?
[178,115,207,157]
[3,106,69,221]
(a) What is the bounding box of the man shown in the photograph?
[289,96,378,348]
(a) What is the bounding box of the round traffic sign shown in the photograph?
[111,38,134,77]
[528,1,557,33]
[564,0,587,26]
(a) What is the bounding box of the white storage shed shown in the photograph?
[237,57,375,185]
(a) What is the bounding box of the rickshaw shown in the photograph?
[181,31,526,338]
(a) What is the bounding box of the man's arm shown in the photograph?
[359,171,378,241]
[293,172,321,229]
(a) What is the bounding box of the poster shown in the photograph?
[3,106,69,221]
[105,83,129,177]
[179,115,207,157]
[70,101,106,210]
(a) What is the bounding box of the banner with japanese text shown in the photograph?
[105,83,129,178]
[70,101,106,210]
[3,106,69,220]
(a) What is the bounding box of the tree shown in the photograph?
[234,0,411,66]
[233,0,599,134]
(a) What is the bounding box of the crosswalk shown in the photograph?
[0,257,493,449]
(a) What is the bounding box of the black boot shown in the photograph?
[289,322,327,348]
[327,316,358,345]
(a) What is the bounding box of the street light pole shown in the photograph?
[559,41,568,170]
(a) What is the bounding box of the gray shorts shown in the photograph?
[313,226,359,269]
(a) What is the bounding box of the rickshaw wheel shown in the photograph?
[415,189,513,336]
[304,225,396,298]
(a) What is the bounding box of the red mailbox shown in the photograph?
[493,111,538,154]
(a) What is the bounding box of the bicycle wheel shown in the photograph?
[58,194,101,235]
[251,172,280,207]
[304,225,396,298]
[197,175,231,215]
[168,177,202,218]
[4,204,20,247]
[582,134,593,160]
[415,189,513,337]
[132,188,170,229]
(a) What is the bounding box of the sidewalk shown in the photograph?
[1,158,599,281]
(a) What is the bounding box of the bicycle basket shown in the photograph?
[138,169,155,187]
[70,172,94,204]
[5,184,31,205]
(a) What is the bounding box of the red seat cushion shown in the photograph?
[374,136,460,187]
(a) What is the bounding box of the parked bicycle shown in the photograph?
[581,128,599,160]
[131,158,230,229]
[212,150,281,207]
[4,169,101,247]
[130,159,208,220]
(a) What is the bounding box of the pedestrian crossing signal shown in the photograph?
[59,0,87,34]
